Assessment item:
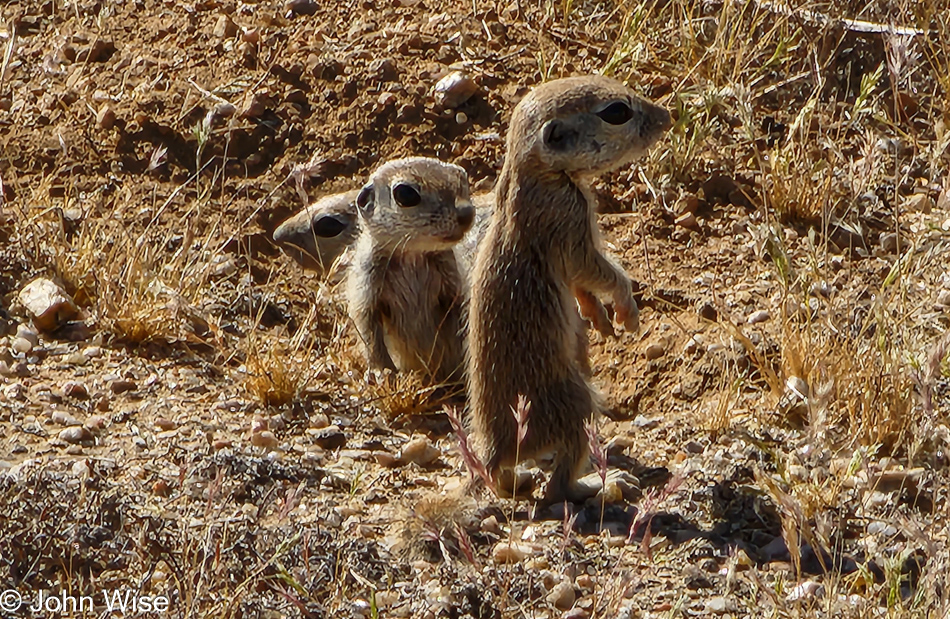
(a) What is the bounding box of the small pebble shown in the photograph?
[86,415,107,430]
[285,0,317,15]
[59,426,93,444]
[16,324,39,346]
[51,410,81,426]
[377,91,396,108]
[155,417,177,431]
[747,309,770,324]
[4,383,27,400]
[11,361,29,377]
[399,436,440,466]
[251,430,279,449]
[373,451,400,467]
[632,415,658,429]
[684,440,704,454]
[65,352,87,365]
[96,104,116,129]
[704,596,736,614]
[481,515,502,535]
[313,425,346,449]
[644,341,665,360]
[675,212,699,231]
[11,337,33,354]
[492,541,540,563]
[153,480,171,496]
[110,379,137,394]
[63,382,89,399]
[786,580,824,602]
[72,459,91,479]
[434,71,477,109]
[546,581,575,611]
[904,193,933,213]
[18,278,78,331]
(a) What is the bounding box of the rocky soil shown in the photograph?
[1,0,949,618]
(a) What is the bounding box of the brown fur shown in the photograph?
[467,75,671,504]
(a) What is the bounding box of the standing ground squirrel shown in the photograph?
[468,75,671,504]
[346,157,475,383]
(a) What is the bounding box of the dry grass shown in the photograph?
[2,0,949,617]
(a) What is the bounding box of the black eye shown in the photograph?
[392,183,421,207]
[596,101,634,125]
[313,214,350,238]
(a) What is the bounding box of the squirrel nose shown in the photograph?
[457,203,475,231]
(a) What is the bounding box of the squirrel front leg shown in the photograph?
[570,246,639,333]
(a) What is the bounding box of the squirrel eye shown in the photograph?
[392,183,422,207]
[313,214,350,238]
[596,101,634,125]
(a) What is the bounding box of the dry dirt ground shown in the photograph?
[2,0,950,618]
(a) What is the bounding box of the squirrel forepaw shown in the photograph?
[614,296,640,333]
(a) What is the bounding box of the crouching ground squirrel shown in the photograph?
[468,75,671,505]
[273,190,360,277]
[346,157,475,383]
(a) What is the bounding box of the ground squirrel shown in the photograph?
[274,188,615,345]
[468,75,671,505]
[346,157,475,383]
[273,190,359,277]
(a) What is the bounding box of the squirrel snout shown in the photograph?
[654,105,672,131]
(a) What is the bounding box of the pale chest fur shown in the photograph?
[378,251,464,372]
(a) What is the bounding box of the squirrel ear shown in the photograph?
[312,213,351,238]
[356,183,375,217]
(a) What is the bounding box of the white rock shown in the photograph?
[704,596,736,614]
[51,410,81,426]
[632,415,658,429]
[399,436,440,465]
[747,309,770,324]
[59,426,93,444]
[18,278,78,331]
[16,324,39,346]
[491,540,541,563]
[11,337,33,354]
[786,580,824,602]
[434,71,477,109]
